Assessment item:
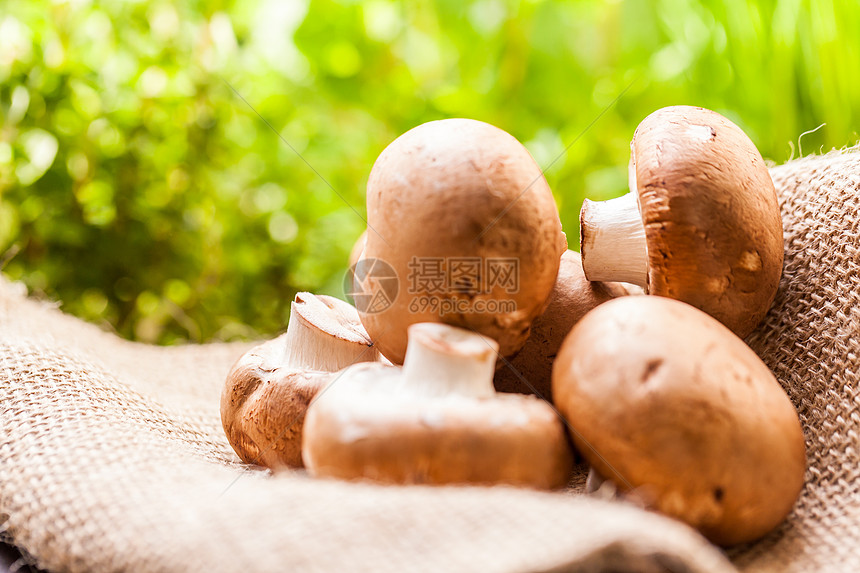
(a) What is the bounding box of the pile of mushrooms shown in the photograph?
[221,107,806,546]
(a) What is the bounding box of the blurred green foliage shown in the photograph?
[1,0,858,344]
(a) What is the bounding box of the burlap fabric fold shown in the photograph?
[0,148,858,572]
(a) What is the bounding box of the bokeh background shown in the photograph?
[1,0,858,344]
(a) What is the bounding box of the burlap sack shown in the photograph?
[1,147,858,572]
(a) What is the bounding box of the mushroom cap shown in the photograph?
[220,294,374,469]
[361,118,567,364]
[303,363,573,489]
[632,106,783,338]
[552,296,805,545]
[494,250,629,401]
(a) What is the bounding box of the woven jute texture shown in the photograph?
[0,148,858,573]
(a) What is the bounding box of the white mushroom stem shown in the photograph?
[283,297,378,372]
[580,191,649,288]
[400,323,497,399]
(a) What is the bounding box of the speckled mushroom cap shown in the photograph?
[632,106,783,337]
[361,118,567,364]
[221,293,376,469]
[494,250,631,401]
[552,296,805,545]
[303,323,573,489]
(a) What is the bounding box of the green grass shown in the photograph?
[1,0,858,343]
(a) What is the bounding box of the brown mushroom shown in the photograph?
[579,106,783,338]
[552,295,805,545]
[493,250,634,401]
[303,322,573,489]
[360,118,567,364]
[221,293,378,468]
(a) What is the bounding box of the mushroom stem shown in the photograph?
[400,323,497,398]
[283,298,376,372]
[580,191,649,288]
